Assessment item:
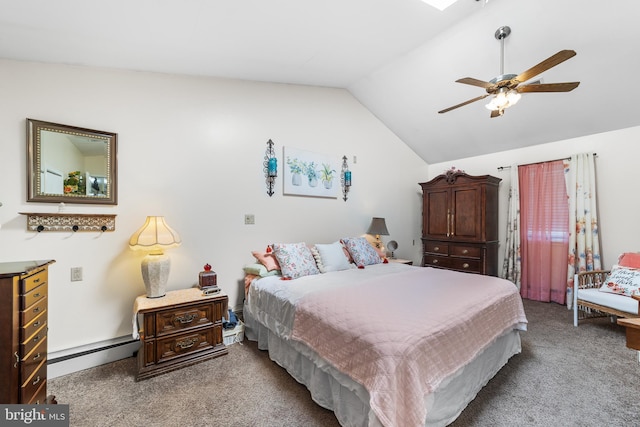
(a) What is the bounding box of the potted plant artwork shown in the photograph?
[320,163,335,189]
[286,157,304,186]
[305,161,319,187]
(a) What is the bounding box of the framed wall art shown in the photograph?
[283,147,340,198]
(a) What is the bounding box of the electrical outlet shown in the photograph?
[71,267,83,282]
[244,214,255,225]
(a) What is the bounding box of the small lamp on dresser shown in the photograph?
[129,216,182,298]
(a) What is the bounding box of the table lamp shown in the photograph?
[366,217,389,249]
[129,216,181,298]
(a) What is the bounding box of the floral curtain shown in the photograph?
[502,165,521,289]
[564,153,601,309]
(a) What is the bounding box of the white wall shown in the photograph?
[428,126,640,272]
[0,59,427,353]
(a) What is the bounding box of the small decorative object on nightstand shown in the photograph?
[198,263,217,289]
[133,288,228,381]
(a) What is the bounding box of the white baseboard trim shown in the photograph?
[48,336,140,379]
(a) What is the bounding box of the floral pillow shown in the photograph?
[272,242,320,279]
[599,265,640,297]
[312,242,354,273]
[342,237,383,267]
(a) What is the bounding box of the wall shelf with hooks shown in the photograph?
[19,212,116,232]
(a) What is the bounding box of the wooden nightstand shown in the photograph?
[134,288,228,381]
[389,258,413,265]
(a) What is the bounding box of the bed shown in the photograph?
[243,240,527,427]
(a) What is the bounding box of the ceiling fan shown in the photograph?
[438,26,580,118]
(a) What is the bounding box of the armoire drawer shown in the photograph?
[20,358,47,403]
[21,323,47,357]
[450,245,482,259]
[21,296,47,325]
[423,255,452,268]
[449,258,481,273]
[21,310,47,341]
[21,269,48,294]
[424,241,449,255]
[21,338,48,379]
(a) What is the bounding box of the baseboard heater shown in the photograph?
[48,336,140,379]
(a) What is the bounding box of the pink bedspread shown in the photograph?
[291,267,527,427]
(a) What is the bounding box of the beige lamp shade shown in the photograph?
[129,216,181,298]
[129,216,181,254]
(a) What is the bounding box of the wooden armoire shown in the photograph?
[420,170,501,276]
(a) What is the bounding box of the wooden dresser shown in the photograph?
[420,171,501,276]
[0,260,55,404]
[134,288,228,381]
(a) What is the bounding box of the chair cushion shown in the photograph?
[577,288,639,315]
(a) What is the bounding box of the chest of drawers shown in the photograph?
[134,288,228,381]
[0,260,55,404]
[422,240,498,275]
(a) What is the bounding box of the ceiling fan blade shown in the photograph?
[455,77,493,89]
[517,82,580,93]
[515,50,577,83]
[438,94,490,114]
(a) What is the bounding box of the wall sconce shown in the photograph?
[341,155,351,201]
[264,139,277,197]
[129,216,182,298]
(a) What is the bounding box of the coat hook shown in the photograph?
[101,225,107,232]
[37,225,44,232]
[72,225,79,232]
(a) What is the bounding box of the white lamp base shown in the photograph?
[141,253,170,298]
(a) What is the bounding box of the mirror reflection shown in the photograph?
[27,119,118,205]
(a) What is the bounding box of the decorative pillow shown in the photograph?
[312,242,354,273]
[251,250,281,271]
[342,237,383,266]
[599,265,640,297]
[618,252,640,269]
[272,242,320,279]
[243,263,281,277]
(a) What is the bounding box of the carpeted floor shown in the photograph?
[49,299,640,426]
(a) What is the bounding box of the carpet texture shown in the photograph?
[49,299,640,426]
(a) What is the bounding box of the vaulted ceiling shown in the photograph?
[2,0,639,164]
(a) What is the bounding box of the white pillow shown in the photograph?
[312,242,353,273]
[599,265,640,297]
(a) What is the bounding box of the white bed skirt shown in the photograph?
[244,308,522,427]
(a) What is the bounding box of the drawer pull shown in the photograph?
[33,293,41,298]
[176,337,198,349]
[433,246,440,252]
[14,352,20,368]
[462,263,470,269]
[33,321,41,327]
[33,353,42,361]
[33,278,41,284]
[462,249,469,254]
[33,335,41,343]
[33,307,40,313]
[432,259,439,264]
[175,313,197,324]
[32,376,41,386]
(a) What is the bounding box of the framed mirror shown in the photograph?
[27,119,118,205]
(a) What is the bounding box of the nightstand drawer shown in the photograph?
[450,245,481,259]
[156,328,215,364]
[156,303,214,337]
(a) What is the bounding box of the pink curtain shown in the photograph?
[519,160,569,303]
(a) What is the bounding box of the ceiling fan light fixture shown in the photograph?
[485,89,520,111]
